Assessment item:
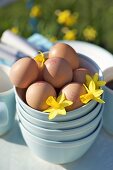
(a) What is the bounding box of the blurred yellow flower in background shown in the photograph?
[63,29,77,40]
[11,26,19,34]
[30,5,41,17]
[49,36,57,42]
[83,26,97,41]
[56,10,78,26]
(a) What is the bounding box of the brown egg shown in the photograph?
[73,68,90,84]
[16,87,26,102]
[26,81,56,111]
[10,57,39,88]
[35,61,44,81]
[43,57,73,88]
[49,43,79,70]
[60,83,86,111]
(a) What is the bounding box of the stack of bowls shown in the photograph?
[15,54,104,164]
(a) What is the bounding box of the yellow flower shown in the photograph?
[34,51,45,67]
[66,14,78,26]
[44,93,73,120]
[11,26,19,34]
[63,29,77,40]
[83,26,97,41]
[30,5,41,18]
[49,36,57,42]
[86,73,106,89]
[80,80,105,104]
[57,10,78,26]
[57,10,70,24]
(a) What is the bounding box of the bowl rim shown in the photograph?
[19,119,102,147]
[18,105,103,135]
[14,86,97,117]
[17,101,102,128]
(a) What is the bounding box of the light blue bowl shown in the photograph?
[14,53,103,122]
[103,85,113,135]
[15,94,97,121]
[0,65,16,136]
[17,101,102,130]
[19,119,102,164]
[17,106,103,142]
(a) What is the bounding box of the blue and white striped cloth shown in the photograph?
[0,33,53,66]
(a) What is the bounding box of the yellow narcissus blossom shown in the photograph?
[57,10,78,26]
[30,5,41,18]
[34,51,45,67]
[83,26,97,41]
[66,14,78,26]
[80,80,105,104]
[63,29,77,40]
[86,73,106,88]
[57,10,70,24]
[80,73,106,104]
[11,26,19,34]
[44,93,73,120]
[49,36,57,42]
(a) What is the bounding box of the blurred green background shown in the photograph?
[0,0,113,53]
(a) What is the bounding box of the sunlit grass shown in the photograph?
[0,0,113,53]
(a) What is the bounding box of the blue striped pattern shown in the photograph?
[0,33,53,66]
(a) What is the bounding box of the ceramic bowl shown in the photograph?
[18,106,103,142]
[103,85,113,135]
[17,101,102,130]
[15,94,97,122]
[19,119,102,164]
[14,53,103,122]
[0,65,16,136]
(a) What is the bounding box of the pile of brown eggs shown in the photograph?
[10,43,90,112]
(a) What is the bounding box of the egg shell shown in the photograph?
[60,83,86,111]
[73,67,90,84]
[10,57,39,88]
[35,61,44,81]
[49,43,79,70]
[26,81,56,111]
[43,57,73,88]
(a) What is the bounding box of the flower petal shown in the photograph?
[61,100,73,107]
[34,51,45,67]
[46,96,59,108]
[57,108,66,115]
[96,81,106,87]
[57,93,65,103]
[94,97,105,103]
[89,80,95,91]
[80,93,93,104]
[83,84,89,92]
[86,74,92,86]
[93,73,99,82]
[43,107,55,113]
[48,110,58,120]
[86,74,92,82]
[93,89,103,97]
[48,108,66,120]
